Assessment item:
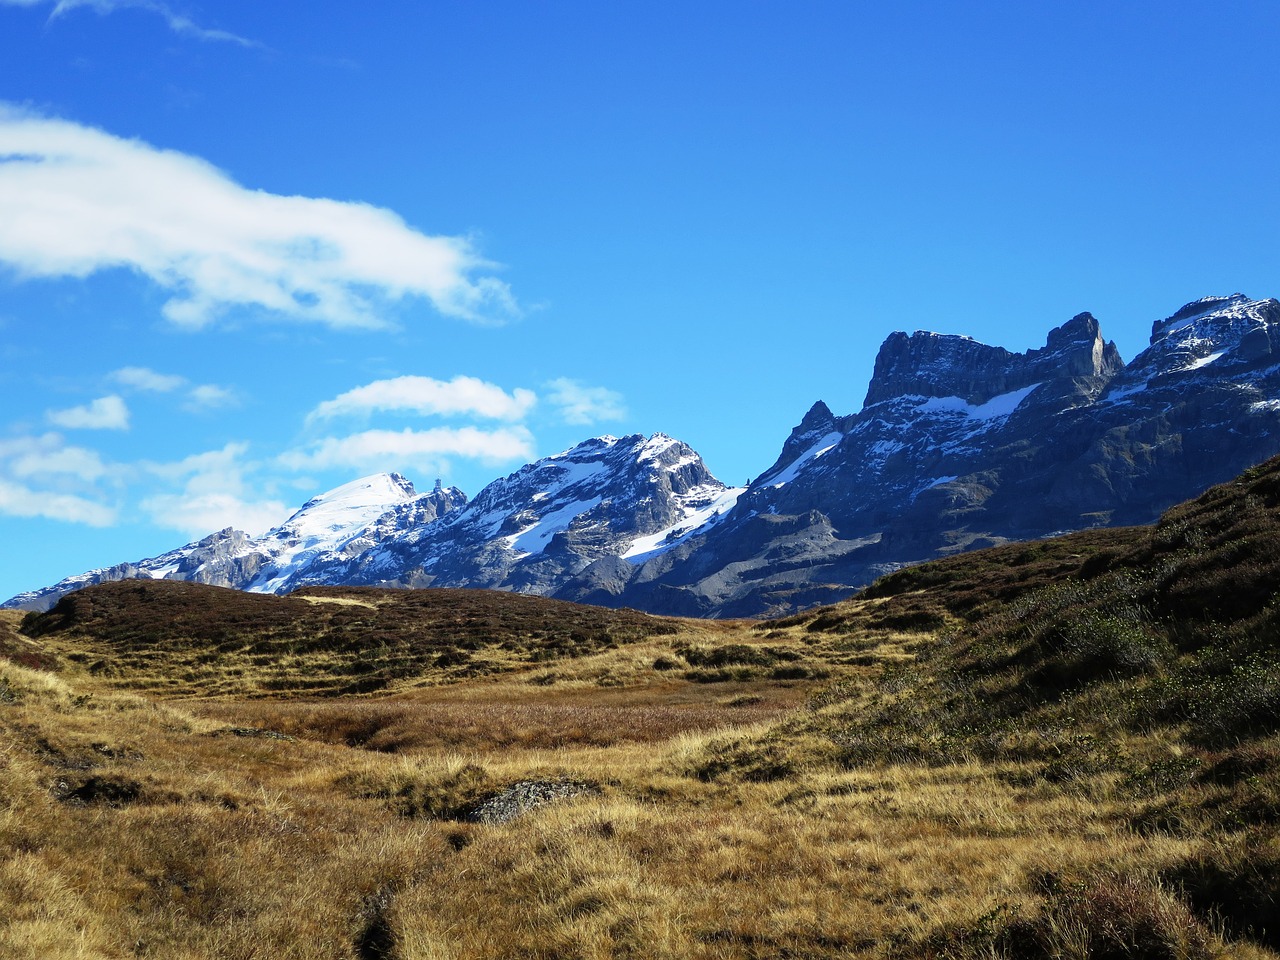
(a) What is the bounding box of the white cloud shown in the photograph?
[0,107,520,329]
[0,433,107,480]
[141,442,290,537]
[0,477,116,525]
[47,394,129,430]
[110,366,237,412]
[111,365,186,393]
[545,377,627,425]
[2,0,257,46]
[183,383,238,412]
[143,442,248,484]
[280,426,534,473]
[0,433,116,525]
[140,490,289,539]
[309,375,536,423]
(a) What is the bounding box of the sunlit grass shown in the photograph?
[7,453,1280,958]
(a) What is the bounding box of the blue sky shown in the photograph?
[1,1,1278,599]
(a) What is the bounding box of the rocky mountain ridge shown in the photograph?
[4,474,467,611]
[283,432,743,595]
[8,293,1280,617]
[5,434,741,612]
[570,293,1280,615]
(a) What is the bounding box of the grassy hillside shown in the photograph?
[20,582,688,697]
[2,456,1279,958]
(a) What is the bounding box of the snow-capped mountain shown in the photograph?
[5,473,466,611]
[558,294,1280,616]
[289,433,743,595]
[8,294,1280,618]
[239,473,467,594]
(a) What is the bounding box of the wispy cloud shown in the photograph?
[309,375,536,423]
[183,383,238,412]
[0,107,520,329]
[0,477,115,525]
[0,434,115,525]
[111,365,237,412]
[1,0,259,47]
[280,426,535,474]
[140,442,290,537]
[0,433,286,536]
[111,365,186,393]
[545,377,627,425]
[47,394,129,430]
[0,433,107,481]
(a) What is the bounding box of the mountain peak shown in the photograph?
[1153,294,1250,337]
[1047,311,1099,346]
[284,472,420,536]
[9,293,1280,620]
[758,400,842,484]
[1148,293,1278,346]
[797,400,835,433]
[1041,311,1123,380]
[863,310,1122,409]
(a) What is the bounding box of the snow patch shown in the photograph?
[914,383,1041,420]
[282,473,418,540]
[763,431,844,488]
[1181,351,1226,372]
[622,486,745,562]
[540,456,609,489]
[1103,381,1148,404]
[506,497,603,556]
[867,439,905,458]
[637,434,680,462]
[1158,296,1260,338]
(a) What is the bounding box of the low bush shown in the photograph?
[997,874,1214,960]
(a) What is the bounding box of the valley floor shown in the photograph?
[2,591,1277,960]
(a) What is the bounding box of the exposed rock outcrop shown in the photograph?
[10,294,1280,620]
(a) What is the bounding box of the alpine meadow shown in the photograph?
[3,458,1280,957]
[4,3,1280,958]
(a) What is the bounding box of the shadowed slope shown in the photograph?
[22,581,679,696]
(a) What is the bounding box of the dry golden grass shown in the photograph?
[10,452,1280,960]
[3,607,1275,960]
[299,595,382,609]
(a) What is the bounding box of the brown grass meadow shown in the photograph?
[3,456,1280,958]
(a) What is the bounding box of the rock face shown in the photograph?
[8,293,1280,619]
[4,474,468,611]
[294,434,743,596]
[4,435,742,611]
[558,294,1280,616]
[462,779,600,825]
[862,311,1123,407]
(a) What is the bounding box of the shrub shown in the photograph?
[1165,849,1280,949]
[350,762,495,820]
[998,874,1214,960]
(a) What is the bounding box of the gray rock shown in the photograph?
[462,779,600,825]
[600,294,1280,616]
[10,294,1280,621]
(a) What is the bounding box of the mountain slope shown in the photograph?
[750,448,1280,805]
[306,433,743,596]
[4,474,466,611]
[574,294,1280,616]
[8,294,1280,619]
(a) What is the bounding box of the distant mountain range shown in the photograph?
[9,293,1280,616]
